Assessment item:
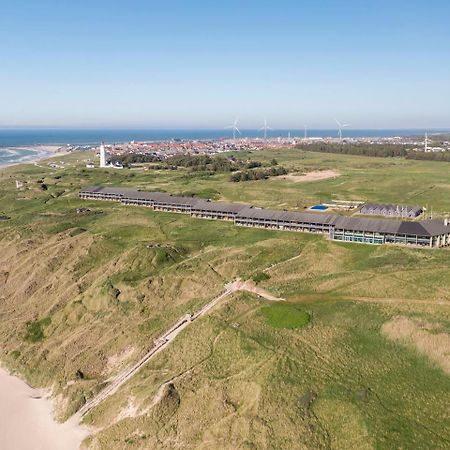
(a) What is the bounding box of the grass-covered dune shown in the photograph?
[1,148,450,449]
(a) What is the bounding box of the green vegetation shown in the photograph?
[407,150,450,161]
[252,271,270,283]
[10,350,21,359]
[260,303,310,328]
[229,165,288,182]
[297,141,450,162]
[24,317,51,343]
[116,153,264,173]
[165,154,260,172]
[1,147,450,448]
[297,142,408,158]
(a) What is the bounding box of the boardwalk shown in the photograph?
[76,279,282,419]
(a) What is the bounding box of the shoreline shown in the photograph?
[0,145,72,171]
[0,366,89,450]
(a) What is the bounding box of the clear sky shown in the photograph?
[1,0,450,129]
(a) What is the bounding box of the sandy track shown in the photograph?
[280,170,340,183]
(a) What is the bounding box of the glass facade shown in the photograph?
[332,232,384,245]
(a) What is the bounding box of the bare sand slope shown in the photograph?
[280,170,340,183]
[382,317,450,375]
[0,368,88,450]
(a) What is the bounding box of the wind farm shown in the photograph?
[225,117,241,140]
[335,119,350,140]
[259,118,273,140]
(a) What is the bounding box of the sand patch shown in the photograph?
[382,316,450,375]
[0,367,88,450]
[103,347,136,377]
[280,170,340,183]
[115,397,140,422]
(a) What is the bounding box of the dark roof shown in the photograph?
[146,192,173,202]
[122,191,169,201]
[236,207,339,225]
[154,195,199,206]
[192,200,247,214]
[361,203,423,214]
[334,216,401,234]
[80,186,450,237]
[335,217,449,237]
[414,220,450,236]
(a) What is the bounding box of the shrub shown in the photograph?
[24,317,51,343]
[252,272,270,283]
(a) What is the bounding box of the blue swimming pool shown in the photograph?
[310,204,328,211]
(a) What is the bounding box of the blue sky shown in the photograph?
[1,0,450,129]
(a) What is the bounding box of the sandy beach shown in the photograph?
[0,367,88,450]
[32,145,66,153]
[0,145,71,171]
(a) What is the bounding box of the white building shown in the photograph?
[99,143,107,168]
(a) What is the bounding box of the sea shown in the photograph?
[0,128,448,167]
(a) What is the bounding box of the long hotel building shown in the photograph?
[79,186,450,248]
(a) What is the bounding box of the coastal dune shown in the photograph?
[0,368,88,450]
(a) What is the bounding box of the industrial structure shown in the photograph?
[79,186,450,248]
[360,203,423,218]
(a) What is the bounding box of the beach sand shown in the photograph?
[0,367,88,450]
[31,145,66,153]
[0,145,71,171]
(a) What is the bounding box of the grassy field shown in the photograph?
[1,148,450,449]
[260,303,311,329]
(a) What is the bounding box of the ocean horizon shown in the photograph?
[1,128,448,167]
[0,128,448,147]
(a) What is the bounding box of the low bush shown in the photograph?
[24,317,51,343]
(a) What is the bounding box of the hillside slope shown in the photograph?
[1,151,450,449]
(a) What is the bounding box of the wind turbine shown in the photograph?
[225,117,241,140]
[304,124,308,139]
[335,119,349,140]
[259,118,273,141]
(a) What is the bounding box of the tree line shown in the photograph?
[115,153,267,172]
[230,166,288,182]
[296,143,450,162]
[164,154,262,172]
[296,143,408,158]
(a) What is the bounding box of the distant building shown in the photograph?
[111,160,123,169]
[360,203,423,218]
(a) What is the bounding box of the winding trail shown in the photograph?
[75,279,282,420]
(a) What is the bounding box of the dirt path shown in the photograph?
[288,293,450,307]
[263,252,305,274]
[279,170,340,183]
[352,296,450,306]
[75,279,281,420]
[234,279,284,302]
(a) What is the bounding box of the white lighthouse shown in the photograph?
[99,142,107,168]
